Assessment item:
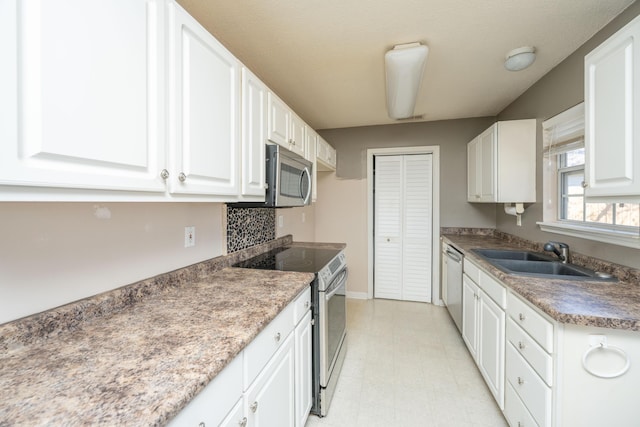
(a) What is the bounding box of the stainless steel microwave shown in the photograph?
[230,144,312,208]
[265,144,312,207]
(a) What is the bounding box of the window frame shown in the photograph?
[538,103,640,249]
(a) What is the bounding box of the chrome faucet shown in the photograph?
[543,241,571,264]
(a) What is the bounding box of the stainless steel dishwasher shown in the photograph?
[442,242,463,332]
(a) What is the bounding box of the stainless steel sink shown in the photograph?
[472,249,554,262]
[471,249,617,281]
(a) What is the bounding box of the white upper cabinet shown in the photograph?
[289,113,306,157]
[316,137,337,172]
[168,2,240,197]
[0,0,166,198]
[585,15,640,202]
[267,92,308,158]
[240,68,267,200]
[467,120,536,203]
[267,93,291,147]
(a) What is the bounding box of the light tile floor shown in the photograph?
[305,298,508,427]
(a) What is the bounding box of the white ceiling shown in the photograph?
[177,0,634,130]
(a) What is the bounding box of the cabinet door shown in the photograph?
[478,291,505,410]
[0,0,166,196]
[267,93,290,147]
[246,334,295,427]
[479,126,496,201]
[295,311,313,427]
[290,114,306,157]
[241,68,267,199]
[585,15,640,201]
[462,275,479,360]
[467,138,480,201]
[168,3,240,196]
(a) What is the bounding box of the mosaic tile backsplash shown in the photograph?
[227,207,275,253]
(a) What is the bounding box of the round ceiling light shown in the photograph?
[504,46,536,71]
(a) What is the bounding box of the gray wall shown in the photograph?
[319,117,497,228]
[496,2,640,268]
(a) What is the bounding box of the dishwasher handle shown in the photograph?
[445,249,463,263]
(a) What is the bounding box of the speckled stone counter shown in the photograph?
[0,266,314,426]
[443,233,640,331]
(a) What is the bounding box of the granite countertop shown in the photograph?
[0,267,315,426]
[443,234,640,331]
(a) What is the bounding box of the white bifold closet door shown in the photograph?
[374,154,432,302]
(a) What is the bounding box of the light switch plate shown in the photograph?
[184,226,195,247]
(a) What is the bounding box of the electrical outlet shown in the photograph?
[184,226,195,247]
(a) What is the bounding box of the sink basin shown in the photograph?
[472,249,554,262]
[472,250,617,282]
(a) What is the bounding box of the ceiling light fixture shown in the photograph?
[504,46,536,71]
[385,42,429,119]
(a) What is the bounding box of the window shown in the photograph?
[538,103,640,248]
[558,147,640,229]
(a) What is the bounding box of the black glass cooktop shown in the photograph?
[234,246,341,273]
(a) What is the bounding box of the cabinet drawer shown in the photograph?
[479,271,506,309]
[507,318,553,386]
[244,301,295,389]
[507,293,553,353]
[293,287,312,325]
[504,382,539,427]
[464,258,480,283]
[506,343,552,427]
[168,354,243,426]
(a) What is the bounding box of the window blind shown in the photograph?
[542,102,585,156]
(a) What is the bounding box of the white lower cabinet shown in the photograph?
[462,274,479,360]
[462,260,505,409]
[478,290,505,408]
[294,310,313,427]
[168,287,311,427]
[457,253,640,427]
[246,334,295,427]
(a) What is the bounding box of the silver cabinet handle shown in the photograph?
[178,172,187,182]
[160,169,169,180]
[250,401,258,413]
[582,181,588,188]
[198,423,205,427]
[519,313,526,321]
[518,422,523,427]
[304,301,310,309]
[518,341,526,350]
[239,417,247,427]
[274,332,281,342]
[517,376,525,385]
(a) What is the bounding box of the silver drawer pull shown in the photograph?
[519,313,526,321]
[304,301,310,309]
[239,417,247,427]
[199,423,205,427]
[251,401,258,413]
[518,341,526,350]
[274,332,281,342]
[517,376,525,385]
[518,422,524,427]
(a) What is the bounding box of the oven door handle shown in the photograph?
[325,268,348,300]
